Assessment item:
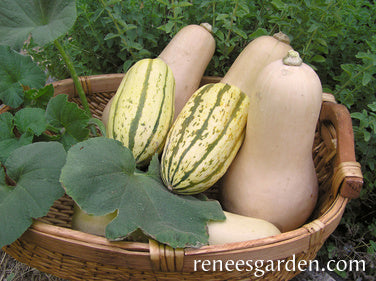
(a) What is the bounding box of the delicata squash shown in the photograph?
[106,58,175,167]
[161,83,249,195]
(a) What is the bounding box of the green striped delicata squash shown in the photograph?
[161,83,249,195]
[107,58,175,167]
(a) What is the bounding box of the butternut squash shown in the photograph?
[72,203,117,236]
[221,31,292,97]
[72,204,280,245]
[208,211,281,245]
[158,23,216,120]
[221,50,322,232]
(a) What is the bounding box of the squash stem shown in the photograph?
[53,39,92,117]
[2,164,16,187]
[283,50,303,66]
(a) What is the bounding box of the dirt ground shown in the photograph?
[0,250,66,281]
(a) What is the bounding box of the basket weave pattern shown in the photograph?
[2,75,363,281]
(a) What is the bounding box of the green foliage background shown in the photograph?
[24,0,376,279]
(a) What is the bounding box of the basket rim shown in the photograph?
[13,195,348,273]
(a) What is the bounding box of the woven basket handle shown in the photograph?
[149,239,184,272]
[319,96,363,198]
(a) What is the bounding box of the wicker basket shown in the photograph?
[2,74,363,281]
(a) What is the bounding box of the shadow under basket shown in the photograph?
[2,75,363,281]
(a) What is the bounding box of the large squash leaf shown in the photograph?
[0,142,66,247]
[60,137,225,248]
[0,0,77,49]
[0,45,46,108]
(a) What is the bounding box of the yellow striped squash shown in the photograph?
[107,58,175,167]
[161,83,249,195]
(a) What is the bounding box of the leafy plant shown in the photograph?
[0,46,46,108]
[0,74,97,164]
[0,78,100,248]
[323,34,376,280]
[0,0,101,248]
[0,0,90,115]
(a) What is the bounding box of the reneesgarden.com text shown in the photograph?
[193,255,366,277]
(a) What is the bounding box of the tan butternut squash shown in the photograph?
[72,204,280,245]
[158,23,216,119]
[208,211,281,245]
[71,203,117,236]
[221,50,322,232]
[221,32,292,97]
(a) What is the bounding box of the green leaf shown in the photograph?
[340,63,355,77]
[368,240,376,254]
[157,21,175,34]
[172,1,193,8]
[0,135,33,164]
[351,112,365,121]
[316,38,328,47]
[0,46,46,108]
[307,23,319,33]
[311,55,326,63]
[24,84,54,109]
[104,33,120,41]
[145,154,163,183]
[0,112,33,163]
[362,71,373,86]
[248,28,269,40]
[14,108,47,136]
[60,137,225,248]
[0,112,14,140]
[368,102,376,112]
[232,27,248,40]
[356,51,376,66]
[271,0,286,9]
[0,0,77,49]
[45,94,91,150]
[0,142,66,247]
